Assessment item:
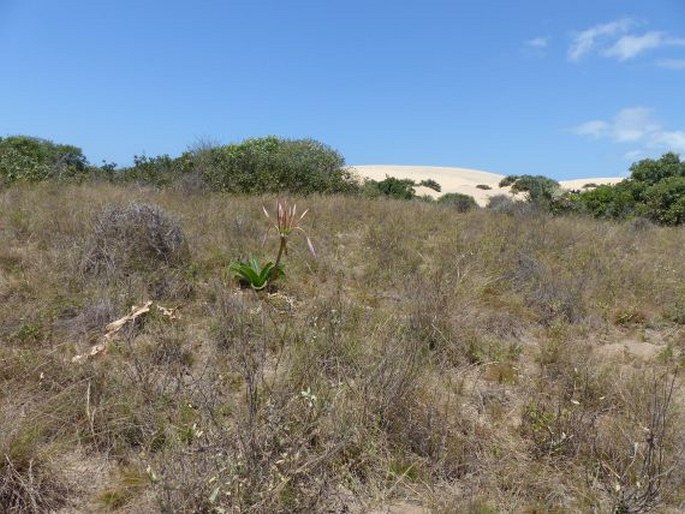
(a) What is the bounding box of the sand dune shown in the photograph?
[351,165,625,206]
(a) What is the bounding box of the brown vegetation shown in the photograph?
[0,183,684,512]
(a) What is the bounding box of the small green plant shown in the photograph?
[229,258,283,291]
[229,199,315,290]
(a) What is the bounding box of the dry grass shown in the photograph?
[0,183,684,512]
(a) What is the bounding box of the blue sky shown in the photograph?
[1,1,684,179]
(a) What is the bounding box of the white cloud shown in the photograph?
[623,149,644,161]
[656,58,685,70]
[574,107,685,154]
[569,19,685,63]
[568,18,634,61]
[612,107,661,142]
[526,37,548,49]
[652,131,685,152]
[603,32,665,61]
[573,120,609,139]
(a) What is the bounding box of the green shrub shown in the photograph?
[499,175,519,188]
[418,178,441,192]
[566,183,638,220]
[563,153,685,225]
[0,135,90,185]
[508,175,561,206]
[437,192,478,212]
[196,136,357,194]
[116,154,185,187]
[643,175,685,225]
[629,152,685,185]
[364,175,442,200]
[364,176,417,199]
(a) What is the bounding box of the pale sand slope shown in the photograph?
[351,165,625,206]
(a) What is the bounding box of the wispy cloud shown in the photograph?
[568,18,634,61]
[603,32,666,61]
[623,149,644,161]
[526,37,548,49]
[568,18,685,64]
[656,58,685,70]
[653,130,685,152]
[612,107,661,142]
[573,107,685,154]
[574,120,610,139]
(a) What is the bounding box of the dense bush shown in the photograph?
[0,134,360,196]
[116,154,186,188]
[363,176,418,199]
[564,152,685,225]
[498,153,685,225]
[565,183,639,220]
[437,192,478,212]
[644,175,685,225]
[629,151,685,185]
[501,174,562,207]
[193,136,357,194]
[0,135,90,185]
[363,175,441,200]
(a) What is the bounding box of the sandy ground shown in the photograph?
[351,165,625,206]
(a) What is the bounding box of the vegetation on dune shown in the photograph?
[1,134,684,510]
[499,174,562,209]
[3,134,684,226]
[0,135,359,195]
[184,136,358,195]
[562,152,685,225]
[437,192,479,212]
[362,175,443,200]
[494,153,685,225]
[0,135,90,185]
[1,182,684,512]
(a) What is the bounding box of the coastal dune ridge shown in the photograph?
[351,165,625,205]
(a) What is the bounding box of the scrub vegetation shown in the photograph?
[0,134,684,512]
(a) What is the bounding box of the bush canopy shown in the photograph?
[192,136,358,194]
[0,136,89,185]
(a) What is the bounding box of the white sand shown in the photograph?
[351,165,625,206]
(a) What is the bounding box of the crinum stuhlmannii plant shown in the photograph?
[230,199,316,290]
